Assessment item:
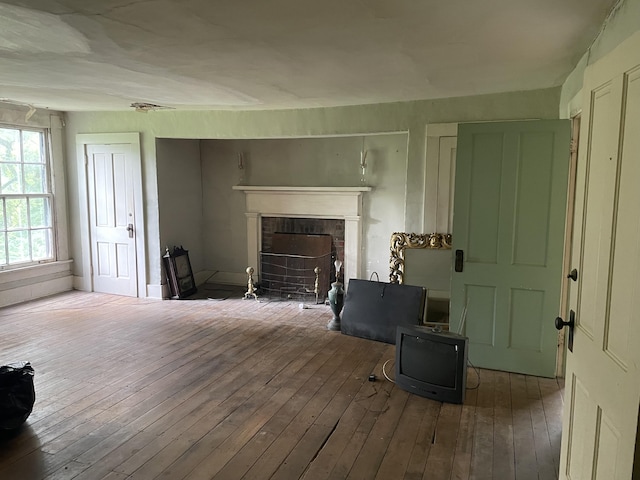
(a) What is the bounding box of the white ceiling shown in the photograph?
[0,0,618,112]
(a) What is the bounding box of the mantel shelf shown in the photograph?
[232,185,372,192]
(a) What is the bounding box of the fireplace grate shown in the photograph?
[259,252,332,303]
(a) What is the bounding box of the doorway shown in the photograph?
[76,133,146,297]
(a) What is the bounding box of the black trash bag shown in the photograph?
[0,362,35,430]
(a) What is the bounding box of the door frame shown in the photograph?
[75,133,146,297]
[556,114,581,377]
[424,123,458,234]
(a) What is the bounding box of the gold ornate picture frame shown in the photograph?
[389,232,452,284]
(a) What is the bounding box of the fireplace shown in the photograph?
[259,218,345,301]
[233,186,371,289]
[261,217,345,263]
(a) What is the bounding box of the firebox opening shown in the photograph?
[260,217,345,302]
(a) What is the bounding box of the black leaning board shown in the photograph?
[341,279,426,344]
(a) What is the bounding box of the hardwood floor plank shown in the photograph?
[0,292,565,480]
[214,363,344,478]
[469,369,494,480]
[270,423,335,480]
[237,345,371,480]
[299,352,391,480]
[183,335,350,479]
[375,392,431,480]
[162,329,343,479]
[451,379,478,480]
[118,378,279,477]
[402,400,441,480]
[511,373,538,480]
[539,376,563,474]
[0,449,52,480]
[178,386,300,480]
[526,376,558,480]
[491,370,515,479]
[312,351,387,430]
[307,353,396,480]
[44,460,93,480]
[423,403,463,480]
[346,385,410,480]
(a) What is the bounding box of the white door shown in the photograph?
[86,144,138,297]
[559,32,640,479]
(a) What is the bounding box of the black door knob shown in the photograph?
[556,310,576,352]
[555,311,576,330]
[567,269,578,281]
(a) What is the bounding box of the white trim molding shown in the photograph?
[233,186,371,287]
[0,260,73,307]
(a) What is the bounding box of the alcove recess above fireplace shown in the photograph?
[233,186,371,288]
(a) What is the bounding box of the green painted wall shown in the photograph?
[156,138,203,271]
[560,0,640,117]
[199,134,408,280]
[65,87,561,292]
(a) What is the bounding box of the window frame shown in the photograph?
[0,123,56,270]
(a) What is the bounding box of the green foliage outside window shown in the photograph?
[0,126,53,267]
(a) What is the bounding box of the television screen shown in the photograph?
[395,325,468,404]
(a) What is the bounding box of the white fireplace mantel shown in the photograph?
[233,185,371,286]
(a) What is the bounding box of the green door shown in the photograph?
[450,120,570,377]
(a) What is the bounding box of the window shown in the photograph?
[0,125,54,268]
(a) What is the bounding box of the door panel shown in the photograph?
[467,133,503,264]
[513,131,555,267]
[560,33,640,479]
[451,120,570,377]
[566,376,598,479]
[87,144,138,297]
[577,83,618,339]
[604,69,640,369]
[464,284,496,346]
[509,288,544,351]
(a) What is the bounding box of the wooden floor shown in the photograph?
[0,291,564,480]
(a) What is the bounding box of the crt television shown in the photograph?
[395,325,469,404]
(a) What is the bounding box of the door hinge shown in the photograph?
[84,153,88,165]
[570,138,578,154]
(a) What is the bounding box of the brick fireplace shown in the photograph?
[233,186,371,288]
[260,218,344,300]
[261,217,345,263]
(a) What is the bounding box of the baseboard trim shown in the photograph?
[0,276,73,308]
[146,284,164,299]
[194,270,217,286]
